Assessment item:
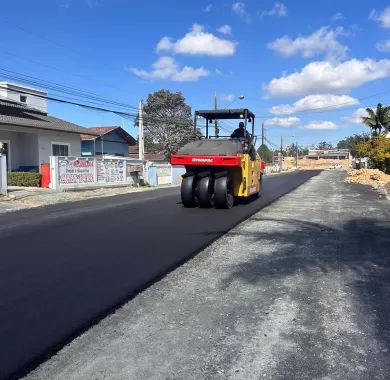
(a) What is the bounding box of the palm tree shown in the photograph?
[361,103,390,135]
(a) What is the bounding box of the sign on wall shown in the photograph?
[58,158,95,186]
[51,156,145,190]
[96,159,125,184]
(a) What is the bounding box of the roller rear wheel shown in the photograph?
[181,175,196,207]
[198,176,214,208]
[214,176,234,209]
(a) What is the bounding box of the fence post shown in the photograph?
[93,157,97,184]
[49,156,58,190]
[122,159,126,183]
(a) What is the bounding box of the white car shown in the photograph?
[329,163,342,169]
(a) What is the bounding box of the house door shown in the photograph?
[0,140,10,170]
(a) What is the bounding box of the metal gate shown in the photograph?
[156,164,171,185]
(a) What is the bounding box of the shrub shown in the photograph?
[8,172,42,187]
[356,135,390,173]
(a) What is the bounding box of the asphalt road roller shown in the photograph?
[171,108,265,209]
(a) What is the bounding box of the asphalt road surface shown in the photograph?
[23,170,390,380]
[0,170,319,380]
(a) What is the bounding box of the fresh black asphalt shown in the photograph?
[0,170,319,380]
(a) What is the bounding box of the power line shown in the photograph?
[0,67,139,111]
[0,85,207,132]
[0,50,137,96]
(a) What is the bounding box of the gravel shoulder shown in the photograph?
[24,170,390,380]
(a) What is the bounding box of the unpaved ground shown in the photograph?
[296,157,351,170]
[346,168,390,198]
[24,171,390,380]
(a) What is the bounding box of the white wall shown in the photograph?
[38,132,81,164]
[0,125,81,170]
[0,82,48,113]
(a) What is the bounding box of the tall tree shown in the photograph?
[337,134,370,157]
[361,103,390,135]
[257,144,273,162]
[138,90,196,159]
[287,143,308,157]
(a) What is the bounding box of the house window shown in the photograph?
[52,144,69,156]
[20,95,27,103]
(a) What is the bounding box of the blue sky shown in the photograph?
[1,0,390,149]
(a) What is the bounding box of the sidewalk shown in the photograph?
[24,170,390,380]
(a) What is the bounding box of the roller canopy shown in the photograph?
[195,109,255,120]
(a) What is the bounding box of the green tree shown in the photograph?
[361,103,390,135]
[317,141,333,150]
[257,144,273,162]
[337,134,370,157]
[288,143,308,157]
[356,135,390,173]
[300,147,309,156]
[137,90,196,159]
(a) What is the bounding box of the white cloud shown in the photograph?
[330,13,345,23]
[261,2,287,17]
[369,7,390,28]
[129,57,209,82]
[266,58,390,97]
[217,24,232,35]
[267,27,347,61]
[232,2,251,23]
[232,2,245,16]
[156,24,236,56]
[264,117,300,128]
[269,94,358,115]
[344,107,368,124]
[303,121,337,130]
[203,3,212,12]
[376,39,390,52]
[221,93,234,102]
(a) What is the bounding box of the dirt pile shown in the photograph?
[346,168,390,185]
[285,157,351,170]
[346,169,390,199]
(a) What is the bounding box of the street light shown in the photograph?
[279,135,299,171]
[290,135,299,169]
[213,94,245,137]
[226,95,245,108]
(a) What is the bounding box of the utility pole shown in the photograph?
[261,122,264,146]
[280,136,283,172]
[214,91,219,137]
[296,140,298,169]
[138,100,144,160]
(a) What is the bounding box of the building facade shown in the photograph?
[0,82,96,171]
[81,126,136,157]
